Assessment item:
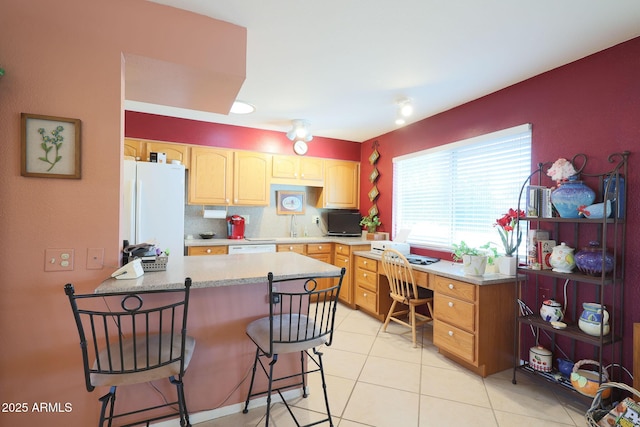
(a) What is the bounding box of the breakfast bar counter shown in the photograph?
[93,252,342,423]
[95,251,341,293]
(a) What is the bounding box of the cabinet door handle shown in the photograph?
[448,331,454,336]
[448,283,454,290]
[345,259,349,263]
[206,249,212,254]
[448,301,454,308]
[363,293,367,297]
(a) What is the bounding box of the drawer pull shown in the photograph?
[289,246,293,250]
[363,273,367,278]
[448,330,454,336]
[364,261,368,265]
[448,301,454,308]
[448,283,454,290]
[363,293,367,297]
[206,249,212,254]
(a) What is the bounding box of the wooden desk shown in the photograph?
[353,251,516,377]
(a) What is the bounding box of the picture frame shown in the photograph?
[276,190,306,215]
[369,167,379,183]
[21,113,81,179]
[368,185,379,202]
[368,204,379,218]
[369,148,380,165]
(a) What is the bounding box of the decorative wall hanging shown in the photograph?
[276,190,306,215]
[368,186,379,202]
[369,147,380,165]
[368,204,379,218]
[369,167,379,183]
[21,113,81,179]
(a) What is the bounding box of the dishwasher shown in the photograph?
[228,244,277,254]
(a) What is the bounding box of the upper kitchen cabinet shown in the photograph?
[317,160,360,209]
[233,151,271,206]
[188,146,233,205]
[271,155,324,186]
[124,138,145,160]
[145,141,190,168]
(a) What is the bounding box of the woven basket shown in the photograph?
[586,382,640,427]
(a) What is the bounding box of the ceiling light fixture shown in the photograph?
[286,119,313,142]
[395,98,413,126]
[230,100,255,114]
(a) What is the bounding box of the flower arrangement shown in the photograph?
[546,158,577,184]
[495,208,525,256]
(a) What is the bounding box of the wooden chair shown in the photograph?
[380,249,433,347]
[64,279,195,427]
[243,268,346,427]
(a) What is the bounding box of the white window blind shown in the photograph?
[392,124,532,252]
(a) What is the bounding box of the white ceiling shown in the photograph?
[130,1,640,142]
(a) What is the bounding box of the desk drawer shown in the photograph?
[355,286,377,313]
[434,293,475,332]
[334,244,351,256]
[433,319,475,364]
[355,267,377,291]
[356,257,377,273]
[433,276,476,302]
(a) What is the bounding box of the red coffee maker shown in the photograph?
[227,215,245,239]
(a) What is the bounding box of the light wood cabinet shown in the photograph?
[187,246,227,256]
[124,138,145,159]
[188,146,233,205]
[306,243,333,290]
[431,274,514,377]
[276,244,306,254]
[334,243,370,307]
[317,160,360,209]
[233,151,271,206]
[354,256,392,321]
[272,155,324,186]
[145,141,190,167]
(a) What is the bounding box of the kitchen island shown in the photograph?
[94,252,343,424]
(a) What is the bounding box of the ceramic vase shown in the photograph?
[578,302,610,336]
[498,255,517,276]
[551,177,595,218]
[540,299,564,322]
[461,255,487,276]
[575,241,614,276]
[549,242,576,273]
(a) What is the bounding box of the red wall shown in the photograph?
[125,111,362,161]
[362,36,640,377]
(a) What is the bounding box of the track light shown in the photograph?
[286,119,313,142]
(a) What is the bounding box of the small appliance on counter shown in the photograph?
[371,240,410,255]
[227,215,246,239]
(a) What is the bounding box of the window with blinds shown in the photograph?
[392,124,532,253]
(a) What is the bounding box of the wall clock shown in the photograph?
[293,140,308,156]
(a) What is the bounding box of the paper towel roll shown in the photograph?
[203,210,226,219]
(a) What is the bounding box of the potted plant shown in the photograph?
[494,208,525,275]
[360,214,385,240]
[451,240,491,276]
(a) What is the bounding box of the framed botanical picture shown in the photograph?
[276,190,306,215]
[368,204,379,218]
[21,113,81,178]
[369,167,379,183]
[369,148,380,165]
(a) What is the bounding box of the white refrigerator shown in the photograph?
[123,160,185,259]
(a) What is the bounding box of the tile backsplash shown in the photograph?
[184,185,335,239]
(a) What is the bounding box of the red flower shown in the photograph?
[494,209,525,256]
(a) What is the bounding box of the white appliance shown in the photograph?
[123,160,186,260]
[371,240,410,255]
[228,244,276,254]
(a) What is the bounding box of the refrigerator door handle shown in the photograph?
[135,179,142,244]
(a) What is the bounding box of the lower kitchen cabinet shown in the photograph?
[306,243,333,290]
[354,256,392,321]
[334,243,370,307]
[431,274,515,377]
[187,246,227,256]
[276,244,306,254]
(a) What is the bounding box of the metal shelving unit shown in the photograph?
[511,152,629,407]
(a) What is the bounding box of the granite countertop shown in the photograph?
[185,236,371,247]
[352,250,522,286]
[95,252,343,294]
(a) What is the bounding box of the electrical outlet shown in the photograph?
[44,248,75,272]
[312,215,320,224]
[243,214,250,224]
[87,248,104,270]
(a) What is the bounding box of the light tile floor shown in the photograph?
[195,306,589,427]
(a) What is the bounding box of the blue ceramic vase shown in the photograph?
[551,177,595,218]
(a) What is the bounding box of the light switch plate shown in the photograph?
[45,248,74,272]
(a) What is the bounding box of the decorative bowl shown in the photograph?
[199,232,215,239]
[570,359,610,398]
